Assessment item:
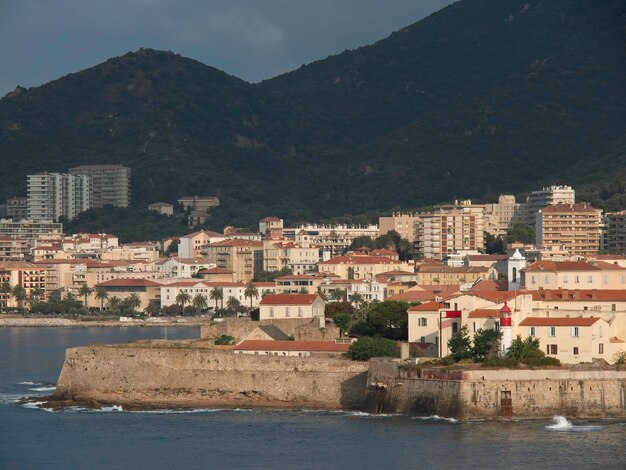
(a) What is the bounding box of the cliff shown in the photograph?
[50,342,368,410]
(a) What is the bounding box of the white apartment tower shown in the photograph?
[525,185,575,224]
[27,173,90,222]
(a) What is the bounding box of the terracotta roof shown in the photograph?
[320,255,397,265]
[540,203,600,213]
[234,340,349,353]
[470,279,509,291]
[259,294,320,306]
[378,270,415,276]
[468,291,526,302]
[466,255,508,261]
[531,289,626,301]
[196,267,234,274]
[260,216,281,222]
[96,279,163,288]
[370,249,397,256]
[519,317,601,327]
[408,301,440,312]
[388,285,460,302]
[609,337,625,344]
[524,261,625,272]
[183,229,225,239]
[209,239,263,247]
[418,265,489,273]
[468,309,501,318]
[252,282,275,287]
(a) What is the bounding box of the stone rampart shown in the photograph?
[366,360,626,419]
[52,344,367,410]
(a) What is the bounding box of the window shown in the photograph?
[285,307,290,317]
[544,275,549,284]
[571,327,579,338]
[547,344,558,355]
[420,336,426,343]
[269,307,274,318]
[612,304,616,312]
[588,275,592,284]
[599,344,604,354]
[529,327,536,337]
[563,275,568,284]
[418,318,427,327]
[549,327,556,337]
[298,307,303,317]
[573,347,579,355]
[575,275,580,284]
[604,275,608,284]
[473,322,476,333]
[599,325,604,338]
[495,321,500,331]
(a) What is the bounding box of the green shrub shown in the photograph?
[524,356,561,367]
[612,350,626,365]
[214,335,235,345]
[482,357,519,368]
[348,336,400,361]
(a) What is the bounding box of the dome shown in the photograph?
[500,301,511,314]
[510,249,524,260]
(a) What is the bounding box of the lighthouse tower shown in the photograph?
[507,249,526,291]
[500,301,513,354]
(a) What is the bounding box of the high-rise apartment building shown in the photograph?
[536,203,601,256]
[379,212,419,242]
[69,164,131,208]
[417,201,485,260]
[526,185,575,224]
[605,211,626,253]
[6,197,29,221]
[483,195,526,237]
[27,173,90,222]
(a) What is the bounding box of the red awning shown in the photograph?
[445,310,462,318]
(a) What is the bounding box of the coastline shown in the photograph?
[0,316,212,328]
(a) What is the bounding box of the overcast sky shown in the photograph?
[0,0,455,96]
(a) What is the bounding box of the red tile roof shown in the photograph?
[260,216,281,222]
[531,289,626,301]
[519,317,601,327]
[259,294,320,306]
[524,261,625,272]
[234,340,349,353]
[320,255,396,265]
[609,337,625,344]
[466,254,508,261]
[468,309,500,318]
[408,301,440,312]
[196,267,234,274]
[470,279,509,291]
[96,279,163,288]
[541,203,600,213]
[209,239,263,247]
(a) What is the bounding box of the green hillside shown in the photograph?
[0,0,624,230]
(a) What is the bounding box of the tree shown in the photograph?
[330,288,346,302]
[254,267,293,282]
[12,285,28,313]
[176,291,192,313]
[485,233,505,254]
[192,294,208,314]
[0,281,12,312]
[209,287,224,310]
[298,287,309,294]
[472,328,502,361]
[367,300,409,340]
[505,222,535,244]
[126,293,142,312]
[506,335,543,362]
[324,301,354,318]
[333,313,352,338]
[448,325,473,361]
[316,285,328,301]
[244,283,259,309]
[30,287,45,305]
[226,296,240,314]
[78,285,93,308]
[348,337,400,361]
[95,288,109,310]
[143,300,159,317]
[64,292,77,303]
[349,292,364,308]
[107,296,121,311]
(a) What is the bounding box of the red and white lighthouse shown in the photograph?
[500,300,513,354]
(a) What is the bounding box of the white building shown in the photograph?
[259,294,325,321]
[525,185,575,224]
[27,172,90,222]
[157,257,216,278]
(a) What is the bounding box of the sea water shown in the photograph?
[0,327,624,469]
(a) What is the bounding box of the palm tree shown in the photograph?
[261,289,272,298]
[143,301,159,317]
[95,288,109,310]
[226,296,240,314]
[176,291,192,313]
[1,280,12,311]
[209,287,223,311]
[244,283,259,309]
[330,288,345,302]
[107,296,121,311]
[192,294,207,314]
[30,287,45,305]
[298,287,309,294]
[64,292,77,302]
[12,285,28,313]
[78,285,93,308]
[126,293,142,312]
[349,292,364,308]
[316,285,327,302]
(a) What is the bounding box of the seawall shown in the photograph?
[366,359,626,419]
[200,317,339,342]
[51,343,368,410]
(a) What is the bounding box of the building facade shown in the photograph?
[69,164,131,208]
[27,172,90,221]
[536,203,602,256]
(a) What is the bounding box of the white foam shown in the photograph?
[18,381,41,386]
[546,415,603,432]
[29,386,56,393]
[20,401,54,412]
[413,415,458,423]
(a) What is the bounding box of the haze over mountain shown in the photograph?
[1,0,624,227]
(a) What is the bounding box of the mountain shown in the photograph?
[1,0,625,228]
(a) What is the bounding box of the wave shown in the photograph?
[20,401,54,412]
[413,415,458,423]
[29,386,56,393]
[546,415,603,432]
[18,381,41,386]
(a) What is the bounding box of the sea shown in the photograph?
[0,327,623,470]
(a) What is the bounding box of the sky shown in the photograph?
[0,0,455,96]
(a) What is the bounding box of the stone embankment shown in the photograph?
[0,316,211,328]
[48,342,368,410]
[365,359,626,419]
[200,317,339,342]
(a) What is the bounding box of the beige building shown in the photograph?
[263,241,318,274]
[6,197,28,221]
[483,195,526,237]
[69,164,131,208]
[526,185,575,224]
[417,201,485,260]
[148,202,174,216]
[178,230,226,258]
[159,280,275,309]
[94,278,163,310]
[318,254,410,280]
[536,203,602,256]
[292,224,379,256]
[605,211,626,253]
[415,265,491,286]
[258,294,325,321]
[259,216,283,239]
[157,257,216,278]
[177,196,220,226]
[379,213,419,242]
[521,260,626,290]
[0,220,63,261]
[0,261,47,308]
[202,239,264,282]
